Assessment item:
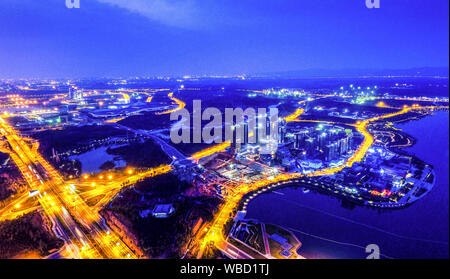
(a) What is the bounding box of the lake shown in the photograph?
[69,145,126,173]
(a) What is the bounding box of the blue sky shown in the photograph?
[0,0,448,78]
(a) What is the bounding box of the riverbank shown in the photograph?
[245,111,449,259]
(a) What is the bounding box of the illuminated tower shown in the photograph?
[69,86,76,100]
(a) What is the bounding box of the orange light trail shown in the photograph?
[156,93,186,115]
[190,142,231,160]
[0,117,174,259]
[284,108,304,122]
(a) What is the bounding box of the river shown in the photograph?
[246,111,449,259]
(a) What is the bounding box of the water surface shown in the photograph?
[70,146,126,173]
[246,111,449,259]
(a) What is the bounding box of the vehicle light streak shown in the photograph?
[156,93,186,115]
[0,117,172,259]
[190,142,231,160]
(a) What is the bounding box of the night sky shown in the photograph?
[0,0,448,78]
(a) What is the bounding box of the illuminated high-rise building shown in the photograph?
[68,86,76,100]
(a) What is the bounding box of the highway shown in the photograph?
[155,92,186,115]
[76,165,172,212]
[0,191,40,222]
[108,122,187,162]
[0,116,140,259]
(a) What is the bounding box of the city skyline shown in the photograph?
[0,0,448,264]
[0,77,448,260]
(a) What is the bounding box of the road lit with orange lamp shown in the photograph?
[197,102,447,258]
[1,85,448,260]
[156,92,186,115]
[0,116,171,258]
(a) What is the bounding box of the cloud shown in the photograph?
[96,0,199,28]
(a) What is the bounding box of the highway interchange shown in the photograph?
[0,92,448,259]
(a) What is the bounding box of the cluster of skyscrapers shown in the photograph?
[230,114,278,151]
[68,86,83,101]
[291,125,353,162]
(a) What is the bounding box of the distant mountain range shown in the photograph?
[255,67,449,78]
